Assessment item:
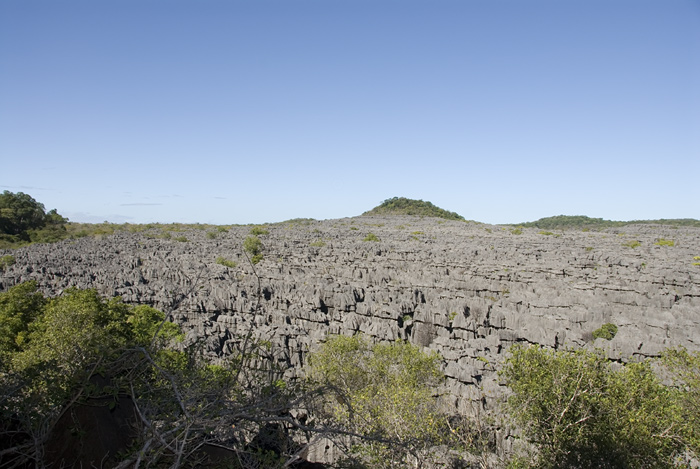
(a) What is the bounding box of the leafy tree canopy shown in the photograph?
[0,191,68,245]
[308,335,446,468]
[501,344,697,468]
[363,197,464,221]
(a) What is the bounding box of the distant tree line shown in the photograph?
[519,215,700,230]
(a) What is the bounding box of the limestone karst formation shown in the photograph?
[2,215,699,458]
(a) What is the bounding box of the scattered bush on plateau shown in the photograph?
[592,323,618,341]
[655,238,675,247]
[250,226,270,236]
[0,254,15,270]
[215,256,237,268]
[244,235,264,264]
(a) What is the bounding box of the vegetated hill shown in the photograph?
[519,215,700,230]
[363,197,464,220]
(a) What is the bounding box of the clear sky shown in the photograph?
[1,0,698,225]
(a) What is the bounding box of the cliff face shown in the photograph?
[2,216,699,429]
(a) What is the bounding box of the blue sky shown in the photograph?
[1,0,698,225]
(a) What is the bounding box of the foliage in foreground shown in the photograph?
[0,282,312,468]
[308,335,447,468]
[3,278,699,468]
[1,283,470,469]
[501,344,699,468]
[363,197,465,221]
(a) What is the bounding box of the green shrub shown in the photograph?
[662,347,700,455]
[623,240,641,248]
[655,238,675,247]
[250,226,269,236]
[502,344,690,468]
[216,257,237,268]
[244,236,263,264]
[510,227,523,235]
[251,253,263,265]
[310,240,326,247]
[0,255,15,270]
[217,226,229,233]
[592,323,618,340]
[363,233,380,242]
[308,335,445,468]
[174,236,189,242]
[206,231,217,239]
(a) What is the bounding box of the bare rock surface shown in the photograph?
[2,216,699,450]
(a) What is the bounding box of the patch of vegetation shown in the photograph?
[623,240,641,249]
[282,218,315,227]
[174,236,189,242]
[310,240,326,248]
[215,257,237,268]
[349,226,359,231]
[0,254,15,270]
[363,233,380,242]
[249,226,269,236]
[655,238,675,247]
[206,231,217,239]
[510,227,523,235]
[592,323,618,340]
[363,197,464,221]
[308,335,445,468]
[243,235,263,264]
[501,344,699,468]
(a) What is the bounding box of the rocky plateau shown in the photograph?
[2,215,699,457]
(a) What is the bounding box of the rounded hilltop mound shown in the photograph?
[363,197,464,221]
